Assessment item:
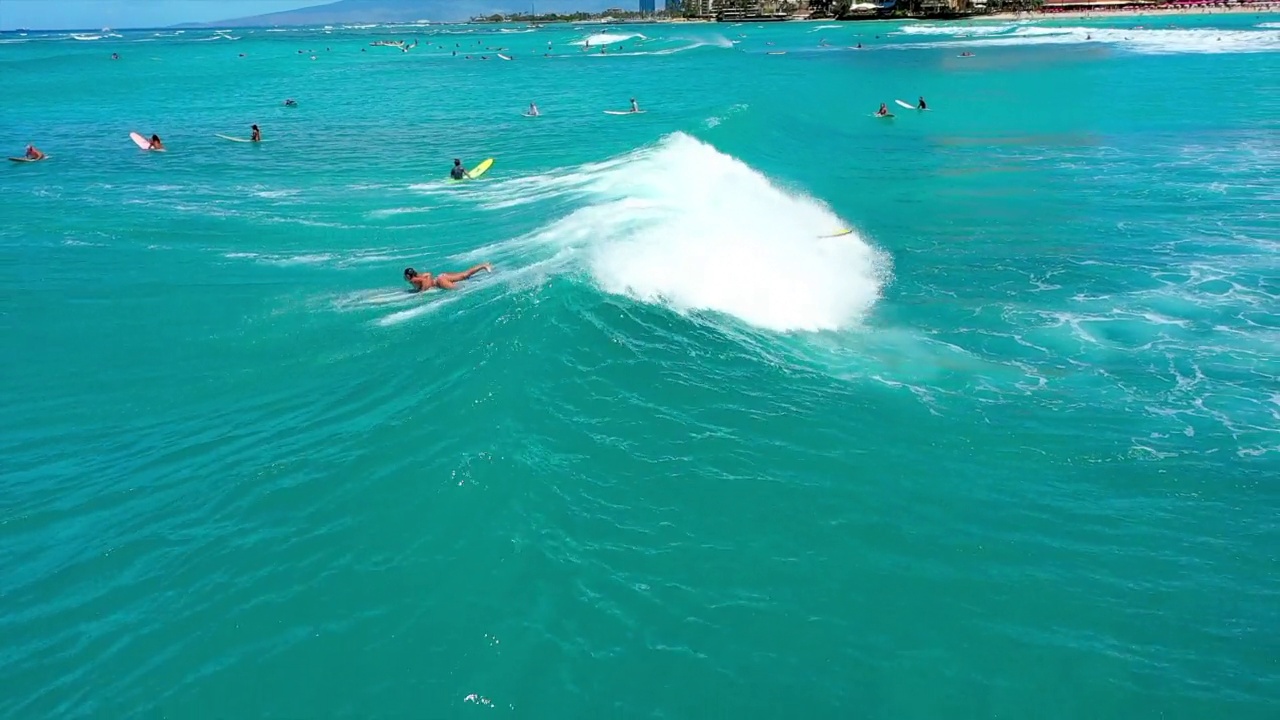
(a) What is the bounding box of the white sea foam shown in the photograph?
[705,103,749,129]
[223,251,334,266]
[369,206,433,218]
[572,32,646,47]
[946,25,1280,54]
[476,133,889,333]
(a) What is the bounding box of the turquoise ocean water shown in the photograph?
[3,13,1279,718]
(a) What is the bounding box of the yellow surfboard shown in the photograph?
[464,157,494,180]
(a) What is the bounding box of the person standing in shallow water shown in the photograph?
[403,263,491,291]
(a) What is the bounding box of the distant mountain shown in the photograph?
[182,0,633,27]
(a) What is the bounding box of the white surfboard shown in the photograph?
[522,113,540,118]
[130,131,165,152]
[604,110,645,115]
[497,53,511,60]
[895,99,920,110]
[215,134,268,143]
[872,113,895,118]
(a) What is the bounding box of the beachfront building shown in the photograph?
[685,0,803,16]
[667,0,684,11]
[641,0,657,12]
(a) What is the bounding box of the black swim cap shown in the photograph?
[453,159,461,165]
[403,267,416,278]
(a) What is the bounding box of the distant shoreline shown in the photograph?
[5,4,1277,33]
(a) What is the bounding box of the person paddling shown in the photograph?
[403,263,492,291]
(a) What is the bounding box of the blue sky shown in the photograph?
[0,0,320,30]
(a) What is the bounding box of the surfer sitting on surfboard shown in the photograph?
[450,159,468,180]
[630,98,640,113]
[148,134,165,151]
[251,125,261,142]
[24,145,46,161]
[918,96,928,110]
[528,102,539,117]
[876,103,890,117]
[403,263,491,291]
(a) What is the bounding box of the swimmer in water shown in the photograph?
[403,263,492,291]
[450,158,468,180]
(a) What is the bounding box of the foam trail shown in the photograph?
[375,295,460,326]
[332,290,417,312]
[476,133,889,333]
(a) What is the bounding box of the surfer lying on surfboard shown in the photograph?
[404,263,491,291]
